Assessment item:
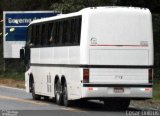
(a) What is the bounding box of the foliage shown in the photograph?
[50,0,114,13]
[153,78,160,100]
[0,71,24,81]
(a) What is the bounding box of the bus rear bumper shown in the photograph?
[82,84,152,99]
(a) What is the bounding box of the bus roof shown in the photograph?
[29,6,150,26]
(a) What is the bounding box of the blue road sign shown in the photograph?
[5,12,59,41]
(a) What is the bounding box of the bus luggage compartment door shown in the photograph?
[89,49,149,84]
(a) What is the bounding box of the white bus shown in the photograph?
[20,7,154,110]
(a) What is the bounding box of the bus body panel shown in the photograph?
[30,66,82,100]
[82,87,152,98]
[89,68,148,83]
[25,69,31,93]
[30,46,82,99]
[87,8,153,65]
[89,49,149,65]
[31,47,80,64]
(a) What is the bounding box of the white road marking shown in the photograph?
[0,85,25,91]
[61,107,85,112]
[0,95,48,105]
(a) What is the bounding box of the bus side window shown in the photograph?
[35,25,40,46]
[70,19,75,44]
[30,25,36,46]
[41,24,45,46]
[70,17,80,45]
[48,22,53,45]
[77,17,81,44]
[44,23,49,46]
[51,22,56,45]
[62,20,66,45]
[38,24,42,46]
[67,20,71,45]
[62,20,70,45]
[74,18,78,44]
[27,26,32,45]
[59,21,63,45]
[73,17,81,45]
[55,21,60,45]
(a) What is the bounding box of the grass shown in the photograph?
[153,79,160,100]
[0,71,25,88]
[0,71,24,81]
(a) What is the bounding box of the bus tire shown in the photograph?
[63,81,71,107]
[55,80,63,105]
[31,82,41,100]
[103,99,130,111]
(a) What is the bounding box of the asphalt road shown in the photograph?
[0,86,159,116]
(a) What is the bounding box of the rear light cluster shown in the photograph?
[148,69,153,83]
[83,69,89,83]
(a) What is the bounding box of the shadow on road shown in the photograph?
[39,98,141,112]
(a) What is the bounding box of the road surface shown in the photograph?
[0,86,159,116]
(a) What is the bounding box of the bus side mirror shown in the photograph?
[20,48,25,61]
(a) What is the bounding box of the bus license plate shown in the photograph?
[114,87,124,93]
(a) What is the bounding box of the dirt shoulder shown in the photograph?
[0,78,25,88]
[131,100,160,110]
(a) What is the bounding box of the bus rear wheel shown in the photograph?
[63,81,71,107]
[31,82,41,100]
[55,80,63,105]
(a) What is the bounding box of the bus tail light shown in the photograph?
[83,69,89,83]
[148,69,153,83]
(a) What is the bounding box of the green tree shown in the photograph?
[50,0,115,13]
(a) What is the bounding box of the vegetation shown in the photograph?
[153,80,160,100]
